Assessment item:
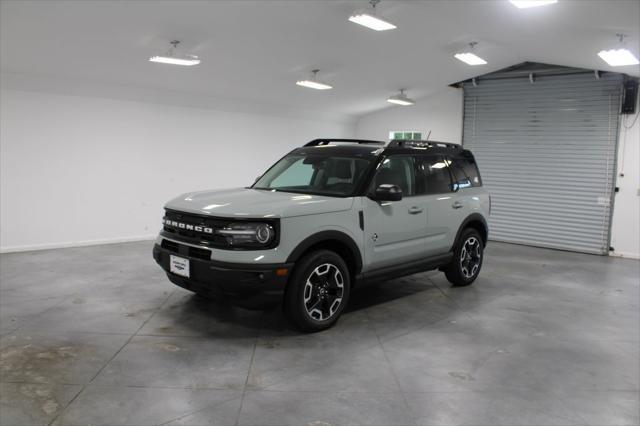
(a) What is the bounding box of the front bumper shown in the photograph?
[153,242,293,309]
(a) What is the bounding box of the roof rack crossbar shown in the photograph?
[387,139,462,150]
[304,138,386,147]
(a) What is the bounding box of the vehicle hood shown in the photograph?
[165,187,354,219]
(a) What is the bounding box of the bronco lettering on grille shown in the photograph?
[163,218,214,234]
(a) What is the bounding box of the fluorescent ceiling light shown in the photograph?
[454,52,487,66]
[387,97,414,106]
[387,89,415,106]
[455,42,487,66]
[349,13,396,31]
[149,40,200,66]
[349,0,396,31]
[296,80,333,90]
[296,69,333,90]
[598,49,639,67]
[509,0,557,8]
[149,55,200,66]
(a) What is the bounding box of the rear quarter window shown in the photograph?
[449,155,482,189]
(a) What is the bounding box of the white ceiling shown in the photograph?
[1,0,639,119]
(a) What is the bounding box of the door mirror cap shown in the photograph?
[372,184,402,202]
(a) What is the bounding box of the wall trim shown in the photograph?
[610,251,640,260]
[0,235,157,254]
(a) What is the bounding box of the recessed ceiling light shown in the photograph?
[598,49,639,66]
[149,56,201,66]
[296,70,333,90]
[455,42,487,66]
[509,0,557,8]
[349,0,396,31]
[598,34,639,67]
[149,40,200,66]
[387,89,415,106]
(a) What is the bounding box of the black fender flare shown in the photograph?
[286,230,363,275]
[451,213,489,250]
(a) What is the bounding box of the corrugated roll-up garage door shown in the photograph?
[462,70,623,254]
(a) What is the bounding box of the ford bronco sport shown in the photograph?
[153,139,490,331]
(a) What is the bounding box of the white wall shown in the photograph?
[0,89,355,251]
[611,97,640,259]
[356,86,640,259]
[355,88,463,144]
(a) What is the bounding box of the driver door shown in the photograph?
[362,155,428,271]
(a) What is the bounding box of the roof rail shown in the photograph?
[304,138,386,147]
[387,139,463,150]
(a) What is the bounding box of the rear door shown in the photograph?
[446,153,486,245]
[362,155,428,270]
[416,155,459,256]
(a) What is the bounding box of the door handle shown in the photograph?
[408,206,423,214]
[452,201,464,209]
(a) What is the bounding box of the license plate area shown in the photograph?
[170,255,190,278]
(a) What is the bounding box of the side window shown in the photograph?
[449,156,482,189]
[421,156,453,195]
[373,156,416,196]
[270,158,314,187]
[462,157,482,187]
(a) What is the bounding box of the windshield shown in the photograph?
[252,151,375,197]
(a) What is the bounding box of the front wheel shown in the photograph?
[444,228,484,287]
[283,250,350,332]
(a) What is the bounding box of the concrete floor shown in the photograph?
[0,241,638,426]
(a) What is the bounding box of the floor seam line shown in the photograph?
[426,275,481,325]
[234,311,263,426]
[364,308,419,426]
[45,289,176,426]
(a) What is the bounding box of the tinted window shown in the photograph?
[270,158,313,187]
[254,153,373,197]
[419,156,453,195]
[373,156,416,196]
[449,155,482,189]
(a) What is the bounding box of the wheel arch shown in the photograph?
[452,213,489,249]
[286,231,363,284]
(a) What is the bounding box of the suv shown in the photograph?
[153,139,489,331]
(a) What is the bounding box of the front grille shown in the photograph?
[161,209,279,250]
[161,238,211,260]
[188,246,211,260]
[162,209,232,248]
[161,239,179,253]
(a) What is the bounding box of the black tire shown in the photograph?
[283,250,351,332]
[444,228,484,287]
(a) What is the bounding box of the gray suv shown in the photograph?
[153,139,490,331]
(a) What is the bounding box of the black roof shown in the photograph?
[304,138,385,147]
[297,138,472,158]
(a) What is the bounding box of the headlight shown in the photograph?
[216,223,275,247]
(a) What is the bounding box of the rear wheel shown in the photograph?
[283,250,350,332]
[444,228,484,286]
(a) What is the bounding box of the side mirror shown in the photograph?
[372,184,402,202]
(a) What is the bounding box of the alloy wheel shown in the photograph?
[303,263,344,321]
[459,236,482,279]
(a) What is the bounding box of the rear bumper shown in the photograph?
[153,243,292,309]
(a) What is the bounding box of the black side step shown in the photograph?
[358,252,453,286]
